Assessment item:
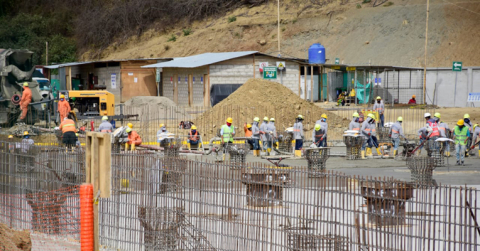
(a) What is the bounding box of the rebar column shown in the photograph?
[305,148,330,177]
[343,136,363,160]
[406,156,437,187]
[227,143,248,169]
[424,138,444,167]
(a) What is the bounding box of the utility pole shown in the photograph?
[422,0,430,104]
[277,0,281,57]
[46,42,49,65]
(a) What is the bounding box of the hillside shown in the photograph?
[88,0,480,67]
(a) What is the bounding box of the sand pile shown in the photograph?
[125,96,177,107]
[0,223,31,251]
[194,78,349,139]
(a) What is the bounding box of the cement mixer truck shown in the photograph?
[0,49,52,126]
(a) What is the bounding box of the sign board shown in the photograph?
[467,93,480,102]
[335,58,340,65]
[374,78,381,86]
[276,61,286,72]
[263,66,277,79]
[452,61,462,72]
[110,73,117,89]
[259,62,268,73]
[346,67,356,71]
[331,66,340,70]
[155,68,161,82]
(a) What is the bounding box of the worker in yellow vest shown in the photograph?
[220,117,235,161]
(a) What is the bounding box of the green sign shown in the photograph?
[263,66,277,79]
[335,58,340,65]
[452,61,462,72]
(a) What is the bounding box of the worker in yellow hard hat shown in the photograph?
[349,112,360,132]
[361,113,382,159]
[127,123,133,129]
[19,131,35,172]
[251,117,261,156]
[125,127,142,151]
[7,135,15,152]
[293,115,304,157]
[260,116,271,155]
[312,124,324,147]
[220,117,235,160]
[57,94,71,122]
[187,125,201,150]
[98,116,113,133]
[453,119,470,165]
[156,123,168,145]
[315,114,328,147]
[18,82,32,121]
[244,122,253,149]
[408,95,417,104]
[463,114,473,155]
[373,96,385,127]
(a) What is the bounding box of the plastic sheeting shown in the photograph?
[356,81,372,104]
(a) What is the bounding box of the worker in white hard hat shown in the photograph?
[98,116,113,133]
[156,123,169,146]
[390,116,407,157]
[260,116,271,154]
[251,117,261,156]
[267,118,277,150]
[293,115,304,157]
[57,94,71,122]
[373,96,385,127]
[435,112,451,157]
[349,112,361,132]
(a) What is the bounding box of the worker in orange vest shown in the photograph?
[244,123,254,149]
[187,125,200,149]
[125,127,142,151]
[57,94,71,122]
[19,82,32,120]
[60,115,77,151]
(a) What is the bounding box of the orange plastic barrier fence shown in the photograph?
[80,183,94,251]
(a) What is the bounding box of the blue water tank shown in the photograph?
[308,43,326,64]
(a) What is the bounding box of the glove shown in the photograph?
[368,133,371,136]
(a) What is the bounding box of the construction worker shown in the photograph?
[312,124,323,147]
[60,115,77,151]
[7,135,15,152]
[19,82,32,121]
[435,113,451,157]
[361,113,381,158]
[220,117,235,160]
[425,113,440,139]
[244,123,253,149]
[293,115,304,157]
[127,123,133,129]
[188,125,200,146]
[373,96,385,127]
[453,119,469,165]
[75,133,81,148]
[390,117,407,157]
[268,118,277,149]
[471,124,480,158]
[464,114,473,156]
[260,116,271,154]
[20,131,35,172]
[315,114,328,147]
[57,94,71,122]
[98,116,113,133]
[251,117,261,156]
[125,127,142,151]
[156,123,168,145]
[408,95,417,104]
[417,126,431,155]
[349,112,360,132]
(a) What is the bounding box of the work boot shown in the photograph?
[456,160,460,166]
[478,150,480,158]
[465,151,469,157]
[416,149,422,156]
[366,148,373,158]
[375,148,383,158]
[222,154,225,161]
[131,144,136,151]
[295,150,302,157]
[445,151,450,157]
[393,150,397,157]
[461,161,465,166]
[361,150,366,160]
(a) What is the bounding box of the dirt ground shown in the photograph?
[0,223,31,251]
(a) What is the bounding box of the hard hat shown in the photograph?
[434,112,441,118]
[247,123,252,128]
[60,94,65,98]
[298,115,304,119]
[263,116,269,121]
[126,127,132,133]
[8,135,13,139]
[75,133,79,137]
[191,125,197,130]
[321,114,328,119]
[23,131,29,136]
[159,123,165,128]
[315,124,321,131]
[23,82,29,87]
[464,114,470,119]
[397,116,403,122]
[253,117,260,122]
[367,113,376,120]
[412,95,416,98]
[457,119,465,126]
[127,123,133,128]
[102,116,108,121]
[424,113,431,118]
[376,96,381,100]
[474,124,478,130]
[226,117,233,123]
[270,118,275,122]
[352,112,359,118]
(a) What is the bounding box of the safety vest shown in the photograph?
[189,131,199,141]
[60,119,76,133]
[454,126,469,145]
[427,120,440,137]
[221,124,234,142]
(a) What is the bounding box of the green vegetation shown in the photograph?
[384,1,394,7]
[362,0,371,3]
[228,16,237,23]
[356,4,362,8]
[167,34,177,42]
[183,28,192,36]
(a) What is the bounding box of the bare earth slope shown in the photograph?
[86,0,480,67]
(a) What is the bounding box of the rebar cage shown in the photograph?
[343,136,363,160]
[305,148,330,177]
[406,156,437,187]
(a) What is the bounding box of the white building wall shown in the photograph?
[162,67,208,106]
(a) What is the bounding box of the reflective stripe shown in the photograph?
[352,127,359,131]
[392,129,399,133]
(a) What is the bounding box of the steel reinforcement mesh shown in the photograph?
[344,136,363,160]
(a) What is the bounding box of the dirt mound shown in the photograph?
[0,223,31,251]
[125,96,177,107]
[194,78,349,140]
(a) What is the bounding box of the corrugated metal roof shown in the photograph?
[142,51,258,68]
[44,57,173,69]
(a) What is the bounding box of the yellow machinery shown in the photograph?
[61,90,115,119]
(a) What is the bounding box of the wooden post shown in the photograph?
[86,132,111,251]
[188,74,193,107]
[298,65,301,96]
[203,73,210,107]
[173,74,178,104]
[310,65,314,102]
[66,66,72,90]
[253,55,256,78]
[304,66,307,100]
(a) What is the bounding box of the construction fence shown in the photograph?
[1,141,479,250]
